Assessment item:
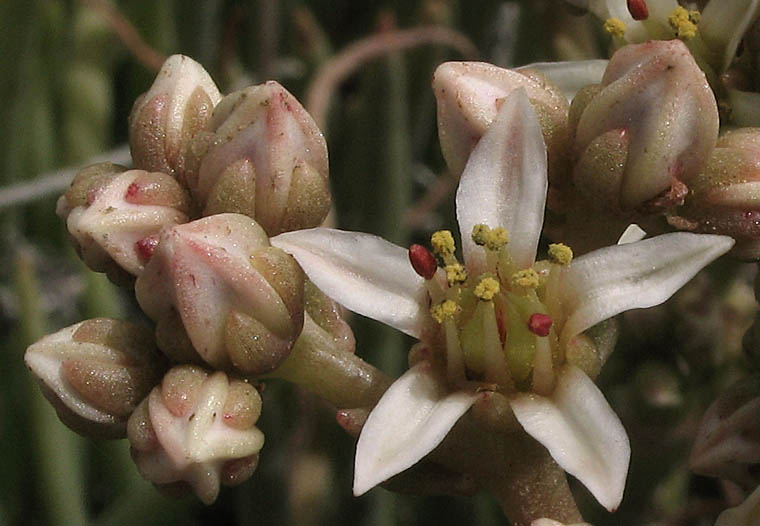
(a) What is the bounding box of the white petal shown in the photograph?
[353,362,480,496]
[517,60,608,102]
[701,0,760,73]
[456,88,547,272]
[616,224,646,245]
[554,232,733,345]
[272,228,428,338]
[511,365,630,512]
[716,484,760,526]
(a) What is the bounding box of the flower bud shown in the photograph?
[185,81,330,236]
[135,213,305,374]
[670,128,760,260]
[24,318,165,438]
[128,365,264,504]
[57,164,192,283]
[690,375,760,489]
[432,61,570,182]
[129,55,221,186]
[571,39,718,212]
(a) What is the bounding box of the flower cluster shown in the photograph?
[24,3,760,521]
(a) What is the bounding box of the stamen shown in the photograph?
[528,313,553,337]
[431,230,456,257]
[431,299,460,323]
[668,6,698,39]
[474,277,500,301]
[485,227,509,251]
[408,244,438,280]
[445,263,467,286]
[627,0,648,21]
[511,269,539,289]
[604,18,627,38]
[471,224,491,246]
[548,243,573,265]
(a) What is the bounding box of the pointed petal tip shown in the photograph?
[352,363,479,497]
[511,366,630,512]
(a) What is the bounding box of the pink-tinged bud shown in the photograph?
[627,0,649,21]
[303,280,355,355]
[408,244,438,280]
[129,55,221,186]
[432,61,570,183]
[185,81,330,236]
[690,375,760,490]
[57,164,192,283]
[572,40,719,212]
[128,365,264,504]
[24,318,165,439]
[135,213,305,374]
[670,128,760,260]
[528,313,553,336]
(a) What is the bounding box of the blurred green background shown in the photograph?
[0,1,754,525]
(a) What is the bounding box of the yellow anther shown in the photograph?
[431,299,460,323]
[471,224,491,246]
[604,18,627,38]
[431,230,456,257]
[511,268,540,289]
[548,243,573,266]
[485,227,509,251]
[445,263,468,285]
[474,277,500,301]
[668,7,698,39]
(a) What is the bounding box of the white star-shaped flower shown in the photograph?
[270,89,733,512]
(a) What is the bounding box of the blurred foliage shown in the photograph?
[0,0,756,525]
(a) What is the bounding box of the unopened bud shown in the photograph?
[24,318,165,438]
[57,164,192,282]
[432,61,570,183]
[690,375,760,489]
[129,55,221,186]
[135,213,305,374]
[128,365,264,504]
[185,82,330,236]
[671,128,760,260]
[572,40,718,212]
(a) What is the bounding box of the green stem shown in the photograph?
[267,318,392,409]
[16,250,88,526]
[432,417,583,526]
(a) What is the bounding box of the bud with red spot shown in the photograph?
[128,365,264,504]
[135,213,305,374]
[57,163,192,284]
[570,40,718,213]
[24,318,166,438]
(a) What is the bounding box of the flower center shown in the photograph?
[409,225,574,396]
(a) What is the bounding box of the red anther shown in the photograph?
[126,182,140,200]
[409,244,438,280]
[627,0,649,20]
[528,313,553,337]
[136,236,159,261]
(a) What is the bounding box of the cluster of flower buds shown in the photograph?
[26,54,350,505]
